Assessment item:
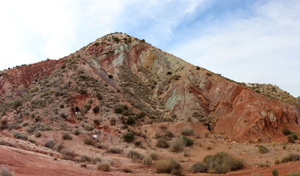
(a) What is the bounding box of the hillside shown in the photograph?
[0,32,300,176]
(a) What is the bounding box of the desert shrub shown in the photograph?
[190,162,207,173]
[156,138,169,148]
[108,147,121,154]
[275,160,280,164]
[108,74,113,79]
[155,158,182,175]
[34,131,41,138]
[94,119,100,125]
[182,136,194,146]
[203,152,243,174]
[282,127,292,135]
[92,157,102,164]
[170,136,185,152]
[122,167,132,173]
[136,112,146,119]
[61,149,76,160]
[13,131,28,141]
[97,161,111,172]
[94,42,100,46]
[96,92,102,100]
[284,172,300,176]
[62,133,72,140]
[258,145,268,154]
[83,124,94,131]
[60,113,67,119]
[80,155,91,162]
[182,125,194,136]
[142,156,153,165]
[92,106,100,113]
[164,131,174,139]
[45,139,55,149]
[84,138,93,145]
[272,169,279,176]
[126,116,135,125]
[281,153,300,163]
[1,166,14,176]
[150,153,158,160]
[114,107,123,114]
[126,150,144,160]
[74,129,80,135]
[123,131,134,142]
[287,135,295,143]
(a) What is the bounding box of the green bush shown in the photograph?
[272,169,279,176]
[108,147,121,154]
[126,116,135,125]
[13,131,28,141]
[287,135,295,143]
[155,158,182,175]
[126,150,144,160]
[203,152,243,174]
[156,138,169,148]
[182,136,194,146]
[190,162,207,173]
[34,131,41,138]
[142,156,153,165]
[62,133,72,140]
[282,127,292,135]
[0,166,14,176]
[84,138,93,145]
[123,131,134,142]
[170,136,185,152]
[97,161,110,172]
[281,153,300,163]
[258,145,268,154]
[93,106,100,113]
[45,139,55,149]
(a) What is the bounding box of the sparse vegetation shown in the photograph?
[1,166,14,176]
[142,156,153,165]
[45,139,55,149]
[201,152,243,174]
[272,169,279,176]
[126,150,144,160]
[281,153,300,163]
[84,138,93,145]
[155,158,182,175]
[190,162,207,173]
[258,145,268,154]
[13,131,28,141]
[182,125,194,136]
[92,106,100,113]
[62,133,72,140]
[156,138,169,148]
[123,131,134,142]
[97,161,111,172]
[108,147,121,154]
[170,136,186,152]
[34,131,41,138]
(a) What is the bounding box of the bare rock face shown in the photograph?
[1,32,299,142]
[0,60,62,103]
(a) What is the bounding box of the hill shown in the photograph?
[0,32,300,176]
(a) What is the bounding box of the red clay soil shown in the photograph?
[0,146,160,176]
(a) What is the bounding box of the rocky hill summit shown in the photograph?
[1,32,300,176]
[0,32,299,142]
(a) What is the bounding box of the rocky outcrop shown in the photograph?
[1,32,299,141]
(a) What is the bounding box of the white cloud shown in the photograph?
[170,0,300,97]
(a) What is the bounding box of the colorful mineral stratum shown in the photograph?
[0,33,300,176]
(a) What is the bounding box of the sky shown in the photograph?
[0,0,299,97]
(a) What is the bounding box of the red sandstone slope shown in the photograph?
[0,60,62,103]
[0,32,299,142]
